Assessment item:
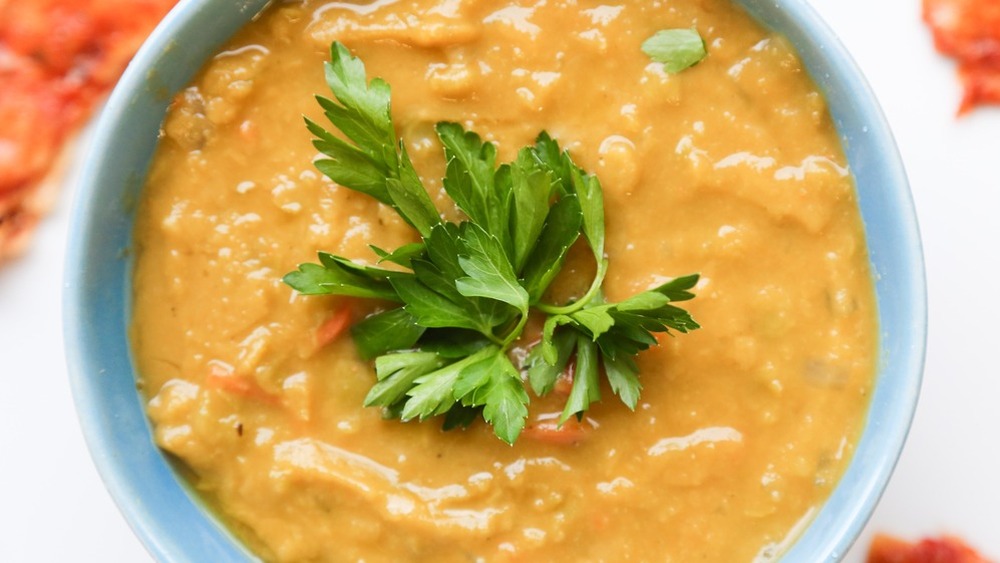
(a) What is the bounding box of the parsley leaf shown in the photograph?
[520,194,583,303]
[561,333,601,423]
[532,274,702,414]
[533,143,608,315]
[402,346,499,420]
[641,29,708,73]
[285,42,701,444]
[370,242,425,268]
[526,327,575,396]
[391,273,503,335]
[455,223,529,314]
[603,352,641,410]
[365,351,446,408]
[282,255,403,301]
[480,355,530,444]
[313,42,440,236]
[436,122,498,231]
[350,307,425,360]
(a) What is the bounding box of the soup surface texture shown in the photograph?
[131,0,877,560]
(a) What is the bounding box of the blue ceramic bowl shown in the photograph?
[64,0,926,560]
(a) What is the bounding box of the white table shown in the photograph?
[1,0,998,559]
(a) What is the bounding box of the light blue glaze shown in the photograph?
[64,0,926,560]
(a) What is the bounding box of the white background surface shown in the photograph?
[1,0,998,560]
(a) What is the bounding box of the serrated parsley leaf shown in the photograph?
[391,275,499,335]
[481,357,530,445]
[365,351,446,408]
[520,194,583,303]
[455,223,529,313]
[651,273,700,302]
[453,351,496,404]
[570,167,606,263]
[541,314,574,365]
[641,29,707,74]
[448,346,529,444]
[402,346,498,420]
[510,151,552,272]
[386,176,439,238]
[409,257,514,337]
[283,261,401,301]
[318,252,405,281]
[370,242,425,268]
[615,291,672,312]
[310,42,440,236]
[425,222,466,280]
[350,307,425,360]
[603,352,641,410]
[322,42,394,150]
[570,304,616,340]
[436,122,497,228]
[530,141,608,315]
[560,334,600,423]
[308,117,389,202]
[526,327,575,396]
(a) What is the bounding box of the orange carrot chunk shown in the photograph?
[521,417,589,446]
[204,364,276,404]
[315,306,353,350]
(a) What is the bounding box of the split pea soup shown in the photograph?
[130,0,878,560]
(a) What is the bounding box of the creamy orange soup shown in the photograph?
[131,0,877,560]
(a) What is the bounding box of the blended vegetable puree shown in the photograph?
[131,0,878,561]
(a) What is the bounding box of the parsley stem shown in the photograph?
[500,312,530,349]
[485,332,506,346]
[536,259,608,316]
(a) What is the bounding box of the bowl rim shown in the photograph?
[64,0,927,560]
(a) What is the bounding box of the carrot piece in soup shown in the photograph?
[521,417,589,446]
[204,363,277,404]
[315,306,353,349]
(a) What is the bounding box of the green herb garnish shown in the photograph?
[284,42,700,444]
[641,28,707,73]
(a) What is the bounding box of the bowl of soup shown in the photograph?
[64,0,925,560]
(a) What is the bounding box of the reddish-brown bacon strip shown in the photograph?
[868,533,995,563]
[923,0,1000,113]
[0,0,177,261]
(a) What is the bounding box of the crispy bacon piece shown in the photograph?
[957,63,1000,112]
[0,0,177,261]
[867,533,995,563]
[923,0,1000,113]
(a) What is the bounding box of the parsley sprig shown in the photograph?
[284,43,700,444]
